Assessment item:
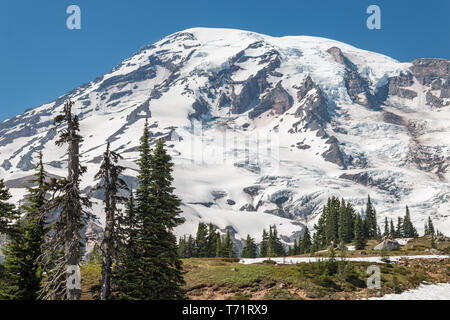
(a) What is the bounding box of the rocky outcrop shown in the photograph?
[327,47,380,110]
[386,72,417,100]
[294,76,330,130]
[426,91,449,108]
[410,58,450,86]
[190,97,210,121]
[248,81,293,119]
[374,239,400,251]
[1,159,12,171]
[229,45,281,115]
[322,136,346,168]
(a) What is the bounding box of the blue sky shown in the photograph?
[1,0,449,121]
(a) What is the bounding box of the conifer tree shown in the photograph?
[221,229,235,258]
[113,190,141,299]
[325,197,339,244]
[0,179,17,237]
[206,223,218,257]
[363,195,377,239]
[426,217,435,236]
[402,206,418,238]
[390,219,396,238]
[215,235,222,258]
[42,100,92,300]
[241,235,257,258]
[313,205,327,250]
[94,142,128,300]
[270,225,285,257]
[1,152,47,300]
[136,137,186,299]
[259,229,269,258]
[383,217,389,237]
[338,199,349,244]
[292,239,299,255]
[354,214,366,250]
[301,226,312,254]
[195,222,208,257]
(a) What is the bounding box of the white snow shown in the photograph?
[239,255,449,265]
[368,283,450,300]
[0,27,449,243]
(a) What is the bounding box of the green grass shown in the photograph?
[183,256,450,300]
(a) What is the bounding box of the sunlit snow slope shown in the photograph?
[0,28,449,247]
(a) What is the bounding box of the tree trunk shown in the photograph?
[100,176,113,300]
[65,110,81,300]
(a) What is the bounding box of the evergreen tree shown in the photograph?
[402,206,418,238]
[195,222,208,257]
[241,235,257,258]
[363,195,377,239]
[293,239,299,255]
[42,100,92,300]
[389,219,396,238]
[313,206,327,250]
[345,201,355,243]
[270,225,285,256]
[215,235,222,258]
[0,179,17,237]
[301,226,312,254]
[112,190,141,299]
[425,217,435,236]
[338,199,348,244]
[221,230,235,258]
[383,217,389,237]
[136,138,186,299]
[325,197,339,245]
[206,223,218,257]
[94,142,128,300]
[1,152,48,300]
[259,229,269,258]
[354,214,366,250]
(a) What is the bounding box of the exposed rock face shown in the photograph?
[248,81,293,119]
[374,239,400,251]
[322,136,346,168]
[327,47,380,110]
[410,58,450,86]
[190,97,210,121]
[383,111,405,126]
[294,76,330,128]
[426,91,449,108]
[387,72,417,100]
[1,159,12,171]
[229,45,281,115]
[409,59,450,108]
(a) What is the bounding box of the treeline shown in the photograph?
[0,100,185,300]
[178,224,235,258]
[179,224,287,258]
[180,195,436,259]
[313,196,420,251]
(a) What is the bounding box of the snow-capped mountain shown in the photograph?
[1,27,449,246]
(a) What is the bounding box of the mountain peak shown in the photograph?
[0,28,449,243]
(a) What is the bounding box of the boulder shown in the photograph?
[374,239,400,251]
